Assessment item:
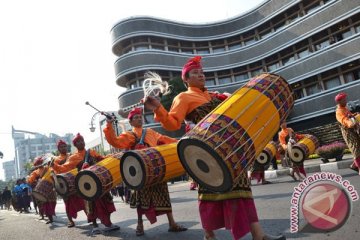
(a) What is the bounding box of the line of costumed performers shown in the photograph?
[25,56,359,240]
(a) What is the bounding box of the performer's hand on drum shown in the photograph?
[143,95,161,111]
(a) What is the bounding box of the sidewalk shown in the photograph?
[264,153,355,179]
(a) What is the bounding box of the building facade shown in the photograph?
[110,0,360,143]
[2,160,16,181]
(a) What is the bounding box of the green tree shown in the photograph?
[160,76,187,111]
[23,161,33,174]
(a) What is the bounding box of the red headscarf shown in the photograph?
[72,133,84,145]
[181,56,202,81]
[56,139,67,148]
[335,92,347,102]
[128,107,142,120]
[33,156,43,167]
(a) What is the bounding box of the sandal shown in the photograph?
[135,224,144,236]
[168,224,187,232]
[67,221,75,228]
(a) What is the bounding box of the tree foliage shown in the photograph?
[160,76,187,111]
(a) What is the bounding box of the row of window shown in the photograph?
[118,0,332,55]
[126,12,360,90]
[139,59,360,124]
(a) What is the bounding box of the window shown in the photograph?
[133,37,149,51]
[37,146,43,151]
[150,37,164,50]
[129,82,137,89]
[205,79,216,86]
[267,62,280,71]
[323,77,341,90]
[294,89,304,100]
[282,55,295,66]
[195,41,210,54]
[167,39,179,52]
[227,35,242,50]
[258,22,272,39]
[217,70,232,85]
[306,84,321,96]
[297,49,310,58]
[315,39,330,51]
[243,30,256,46]
[234,74,248,82]
[180,41,193,54]
[211,39,225,53]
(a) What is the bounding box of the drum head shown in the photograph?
[120,152,145,190]
[75,171,102,201]
[32,191,48,202]
[256,152,270,166]
[177,138,232,193]
[55,176,68,196]
[289,147,305,163]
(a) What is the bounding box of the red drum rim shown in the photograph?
[289,146,305,163]
[75,170,102,201]
[120,151,146,190]
[177,137,233,193]
[55,175,69,196]
[256,151,271,166]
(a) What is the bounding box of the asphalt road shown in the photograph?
[0,168,359,240]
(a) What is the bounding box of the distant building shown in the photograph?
[12,127,74,178]
[111,0,360,144]
[2,160,16,181]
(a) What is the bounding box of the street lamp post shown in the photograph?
[88,112,107,154]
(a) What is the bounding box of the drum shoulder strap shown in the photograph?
[130,129,149,149]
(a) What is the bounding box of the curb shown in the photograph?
[264,159,354,180]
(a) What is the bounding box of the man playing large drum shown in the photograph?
[278,122,307,181]
[27,156,57,223]
[335,92,360,174]
[103,107,187,236]
[52,136,87,228]
[144,56,285,240]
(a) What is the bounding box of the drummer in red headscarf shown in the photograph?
[27,156,56,223]
[52,134,87,227]
[103,107,187,236]
[144,56,285,240]
[335,92,360,174]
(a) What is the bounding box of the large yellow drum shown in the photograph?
[33,168,55,202]
[289,134,319,163]
[177,73,294,192]
[256,141,278,166]
[120,142,185,190]
[55,168,78,196]
[75,153,123,201]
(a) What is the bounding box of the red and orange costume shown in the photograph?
[153,56,258,240]
[335,92,360,170]
[103,108,178,225]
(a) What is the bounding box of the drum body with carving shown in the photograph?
[33,168,55,202]
[120,143,185,190]
[256,141,278,166]
[55,168,78,196]
[289,134,319,164]
[177,73,294,193]
[75,153,123,201]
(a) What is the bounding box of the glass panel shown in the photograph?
[205,79,216,86]
[228,43,241,50]
[306,84,321,96]
[218,77,232,85]
[323,77,341,90]
[134,45,148,51]
[250,68,262,77]
[212,47,225,53]
[282,55,295,66]
[298,49,310,58]
[234,74,248,82]
[344,72,355,83]
[294,89,304,100]
[197,49,210,54]
[315,40,330,51]
[267,62,280,71]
